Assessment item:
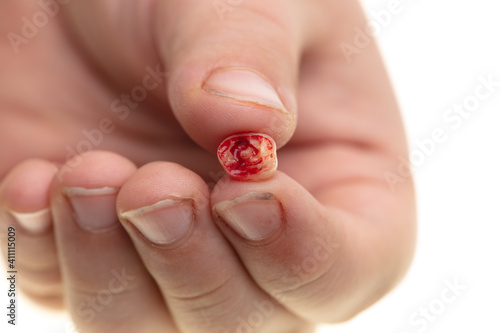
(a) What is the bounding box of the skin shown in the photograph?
[0,1,416,332]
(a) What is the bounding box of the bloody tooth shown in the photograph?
[217,133,277,181]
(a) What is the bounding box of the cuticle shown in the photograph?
[121,198,197,250]
[62,189,121,234]
[213,194,286,246]
[201,66,288,113]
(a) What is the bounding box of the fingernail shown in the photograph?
[9,208,51,234]
[217,133,278,181]
[203,68,287,113]
[63,187,119,232]
[120,198,194,245]
[213,192,283,241]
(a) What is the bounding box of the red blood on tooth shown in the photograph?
[217,133,277,181]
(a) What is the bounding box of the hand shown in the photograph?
[0,1,416,332]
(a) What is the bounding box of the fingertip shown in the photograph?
[211,171,331,246]
[49,151,138,234]
[0,159,57,234]
[1,159,57,213]
[116,161,210,215]
[211,171,307,206]
[51,151,137,191]
[168,64,297,152]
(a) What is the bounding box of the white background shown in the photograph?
[2,0,499,332]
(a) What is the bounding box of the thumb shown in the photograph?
[157,0,308,152]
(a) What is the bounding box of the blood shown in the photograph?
[217,133,277,181]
